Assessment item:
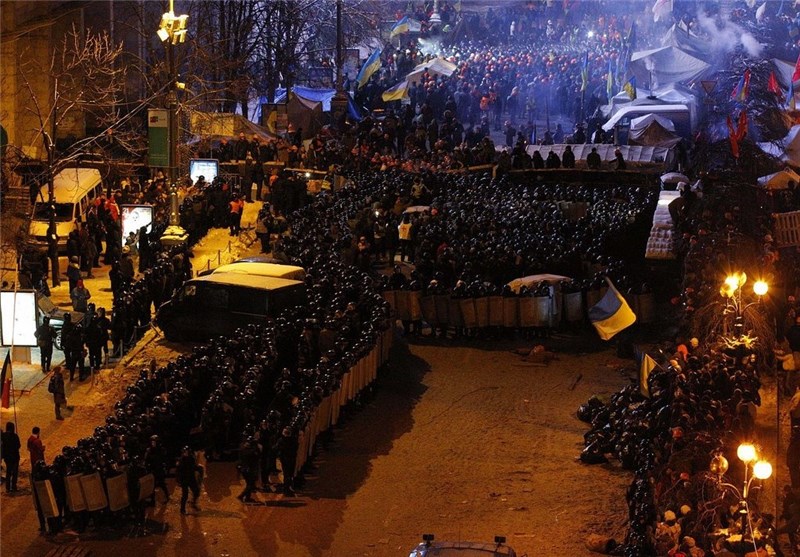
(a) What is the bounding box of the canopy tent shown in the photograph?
[758,125,800,166]
[602,104,689,132]
[507,274,571,294]
[189,111,276,142]
[631,113,676,132]
[406,57,457,83]
[757,169,800,190]
[630,46,710,88]
[258,87,365,138]
[660,172,689,185]
[606,84,699,132]
[629,113,681,148]
[660,22,709,56]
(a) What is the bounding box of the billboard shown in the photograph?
[0,290,38,346]
[121,205,154,244]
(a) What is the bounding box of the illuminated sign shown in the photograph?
[0,291,38,346]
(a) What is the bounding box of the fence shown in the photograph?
[774,210,800,248]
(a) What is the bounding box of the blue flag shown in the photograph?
[356,48,382,89]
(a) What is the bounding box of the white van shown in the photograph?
[28,167,105,252]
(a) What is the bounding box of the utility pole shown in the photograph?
[330,0,349,130]
[157,0,189,247]
[44,82,60,288]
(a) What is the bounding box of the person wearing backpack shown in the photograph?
[48,367,66,420]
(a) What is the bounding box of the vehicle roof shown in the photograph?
[213,262,305,278]
[410,542,516,557]
[188,273,303,290]
[38,168,102,203]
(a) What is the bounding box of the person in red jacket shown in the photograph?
[27,426,45,471]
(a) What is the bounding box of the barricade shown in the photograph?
[533,296,552,327]
[519,297,537,328]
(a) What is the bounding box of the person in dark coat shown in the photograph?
[144,435,170,503]
[1,421,21,492]
[562,145,576,168]
[545,150,561,169]
[34,316,56,372]
[177,446,200,514]
[66,256,82,292]
[237,437,260,502]
[614,148,627,170]
[275,426,299,495]
[531,150,545,169]
[587,147,602,169]
[48,366,66,420]
[61,314,86,382]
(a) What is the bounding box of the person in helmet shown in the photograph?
[144,435,169,503]
[237,436,260,503]
[176,446,200,514]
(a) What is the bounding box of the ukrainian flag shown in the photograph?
[356,48,382,89]
[623,76,637,100]
[382,80,409,102]
[639,353,660,397]
[588,278,636,340]
[390,16,410,39]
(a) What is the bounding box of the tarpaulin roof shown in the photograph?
[630,46,710,87]
[629,115,682,148]
[603,104,689,132]
[407,57,457,83]
[630,113,676,132]
[260,88,364,121]
[189,111,276,141]
[757,168,800,190]
[758,125,800,166]
[660,22,709,56]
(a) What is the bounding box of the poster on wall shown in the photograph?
[0,290,37,346]
[120,205,154,244]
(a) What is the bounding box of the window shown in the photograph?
[228,287,265,314]
[200,285,228,310]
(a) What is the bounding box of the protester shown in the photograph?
[34,317,56,373]
[47,367,66,420]
[1,422,21,492]
[27,426,45,470]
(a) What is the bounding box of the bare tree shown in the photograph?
[16,24,142,286]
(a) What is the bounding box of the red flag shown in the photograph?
[0,352,12,409]
[727,116,740,159]
[768,71,784,100]
[793,52,800,83]
[727,111,748,159]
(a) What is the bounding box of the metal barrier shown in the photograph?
[774,210,800,247]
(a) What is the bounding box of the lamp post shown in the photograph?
[330,0,349,130]
[712,444,773,549]
[157,0,189,247]
[719,273,768,338]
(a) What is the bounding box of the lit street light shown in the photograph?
[157,0,190,247]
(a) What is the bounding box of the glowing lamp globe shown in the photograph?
[737,443,757,463]
[709,454,729,476]
[753,281,768,296]
[753,460,773,480]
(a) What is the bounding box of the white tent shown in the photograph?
[757,169,800,190]
[606,84,699,129]
[602,104,689,132]
[407,57,457,82]
[758,125,800,166]
[631,113,676,132]
[630,46,710,87]
[661,22,708,56]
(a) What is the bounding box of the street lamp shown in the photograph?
[712,443,773,549]
[719,273,768,338]
[157,0,189,247]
